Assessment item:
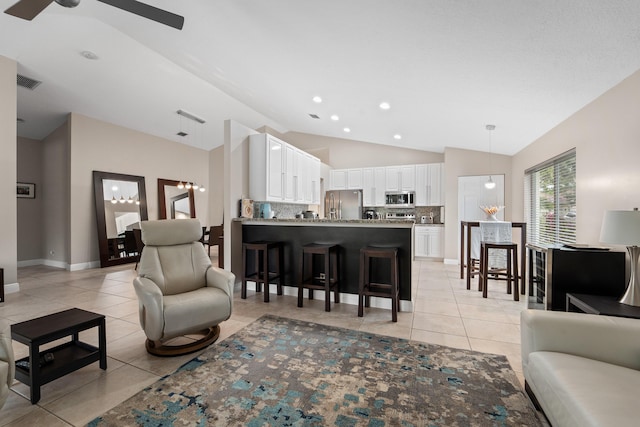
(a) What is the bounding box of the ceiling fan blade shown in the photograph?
[4,0,54,20]
[97,0,184,30]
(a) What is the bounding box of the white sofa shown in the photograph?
[521,309,640,427]
[0,318,14,409]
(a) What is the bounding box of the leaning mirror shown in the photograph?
[158,178,195,219]
[93,171,148,268]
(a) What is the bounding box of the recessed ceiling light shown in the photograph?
[331,114,339,121]
[343,127,351,133]
[379,102,391,110]
[393,134,402,140]
[312,96,322,103]
[80,50,99,60]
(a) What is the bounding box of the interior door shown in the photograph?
[457,175,505,261]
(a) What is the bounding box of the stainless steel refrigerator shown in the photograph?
[324,190,363,220]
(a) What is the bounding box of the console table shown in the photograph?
[566,293,640,319]
[11,308,107,403]
[459,221,527,293]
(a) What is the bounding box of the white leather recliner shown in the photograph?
[134,219,235,356]
[0,318,15,409]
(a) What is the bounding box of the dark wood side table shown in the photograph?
[11,308,107,404]
[566,293,640,319]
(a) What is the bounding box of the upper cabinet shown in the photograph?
[329,168,363,190]
[331,162,444,207]
[249,134,321,204]
[385,165,415,191]
[362,167,386,207]
[415,163,444,206]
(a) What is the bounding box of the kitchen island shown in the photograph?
[236,218,414,310]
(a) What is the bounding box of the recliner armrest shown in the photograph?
[521,309,640,373]
[0,319,14,393]
[206,267,235,300]
[133,277,164,341]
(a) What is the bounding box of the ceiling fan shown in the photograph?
[4,0,184,30]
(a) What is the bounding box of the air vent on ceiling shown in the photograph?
[17,74,42,90]
[309,114,320,119]
[177,131,188,137]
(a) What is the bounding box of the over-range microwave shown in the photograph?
[385,191,415,208]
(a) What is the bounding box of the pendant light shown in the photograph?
[485,124,496,189]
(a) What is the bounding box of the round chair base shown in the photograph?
[145,325,221,357]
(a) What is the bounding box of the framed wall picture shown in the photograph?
[17,182,36,199]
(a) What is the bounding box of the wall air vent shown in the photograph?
[17,118,25,123]
[17,74,42,90]
[309,114,320,119]
[177,131,188,137]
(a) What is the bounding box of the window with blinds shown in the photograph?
[524,149,576,246]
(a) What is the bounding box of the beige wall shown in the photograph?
[69,113,211,267]
[443,147,513,260]
[512,68,640,247]
[0,56,17,285]
[225,119,258,276]
[41,121,71,268]
[209,145,224,225]
[259,126,444,168]
[17,137,43,262]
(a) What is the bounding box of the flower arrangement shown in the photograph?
[480,205,504,215]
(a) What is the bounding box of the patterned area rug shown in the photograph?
[89,315,541,426]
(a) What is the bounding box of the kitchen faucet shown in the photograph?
[329,193,337,219]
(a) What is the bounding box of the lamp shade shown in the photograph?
[600,210,640,246]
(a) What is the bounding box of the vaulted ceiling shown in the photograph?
[2,1,640,155]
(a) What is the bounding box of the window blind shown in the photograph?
[524,150,576,246]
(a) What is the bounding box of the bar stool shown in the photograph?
[298,243,340,312]
[241,241,285,302]
[358,246,400,322]
[478,241,519,300]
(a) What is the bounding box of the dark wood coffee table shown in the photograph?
[11,308,107,404]
[566,293,640,319]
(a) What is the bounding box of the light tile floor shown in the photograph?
[0,256,535,426]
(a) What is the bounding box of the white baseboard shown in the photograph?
[17,259,100,271]
[17,258,46,267]
[242,282,414,312]
[4,282,19,294]
[70,261,100,271]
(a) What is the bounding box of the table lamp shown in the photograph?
[600,209,640,306]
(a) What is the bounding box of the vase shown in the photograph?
[486,214,497,221]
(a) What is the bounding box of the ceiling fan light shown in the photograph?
[55,0,81,8]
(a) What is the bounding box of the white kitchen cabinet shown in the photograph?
[329,169,347,190]
[415,163,444,206]
[284,145,296,202]
[249,133,320,204]
[308,155,321,204]
[347,169,363,189]
[385,165,416,191]
[414,225,444,258]
[362,167,386,206]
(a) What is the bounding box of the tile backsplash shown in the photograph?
[252,201,319,219]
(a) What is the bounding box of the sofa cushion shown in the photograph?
[527,351,640,427]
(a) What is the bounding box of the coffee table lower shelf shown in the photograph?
[14,341,102,388]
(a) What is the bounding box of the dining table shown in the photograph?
[459,221,527,293]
